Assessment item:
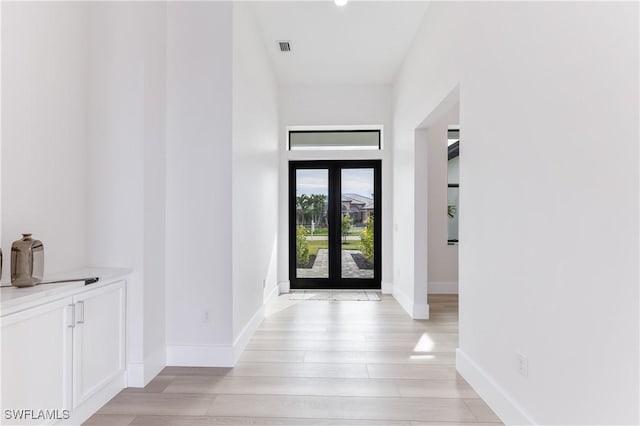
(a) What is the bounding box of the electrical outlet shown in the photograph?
[263,279,267,289]
[204,311,209,322]
[516,352,528,378]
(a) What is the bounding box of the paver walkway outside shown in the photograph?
[296,249,373,279]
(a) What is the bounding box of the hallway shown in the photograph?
[87,295,502,425]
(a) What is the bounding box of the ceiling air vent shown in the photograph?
[278,41,291,52]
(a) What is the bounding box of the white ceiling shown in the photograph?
[250,1,430,86]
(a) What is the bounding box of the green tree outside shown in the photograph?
[341,214,352,242]
[360,216,374,263]
[296,226,310,265]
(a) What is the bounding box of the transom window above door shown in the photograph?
[288,129,381,151]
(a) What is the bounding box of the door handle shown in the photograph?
[77,301,85,324]
[68,304,75,328]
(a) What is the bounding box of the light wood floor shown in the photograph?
[86,294,502,425]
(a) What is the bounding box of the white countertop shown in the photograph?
[0,267,131,317]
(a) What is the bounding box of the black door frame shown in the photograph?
[289,160,382,290]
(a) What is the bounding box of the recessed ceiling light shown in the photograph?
[335,0,348,6]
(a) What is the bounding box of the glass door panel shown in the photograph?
[290,160,380,289]
[295,169,329,279]
[341,169,375,279]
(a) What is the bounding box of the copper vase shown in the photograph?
[11,234,44,287]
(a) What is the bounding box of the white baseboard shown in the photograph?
[127,345,167,387]
[278,280,290,293]
[62,372,125,425]
[232,304,265,363]
[428,281,458,294]
[381,281,393,294]
[392,286,429,319]
[166,343,235,367]
[456,349,535,425]
[264,284,279,305]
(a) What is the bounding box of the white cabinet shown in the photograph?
[72,282,125,409]
[0,298,74,424]
[1,278,126,425]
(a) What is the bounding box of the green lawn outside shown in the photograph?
[301,226,363,237]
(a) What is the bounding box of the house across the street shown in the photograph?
[342,193,373,225]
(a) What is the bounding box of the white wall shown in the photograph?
[394,2,638,424]
[141,2,167,381]
[0,1,3,280]
[86,2,167,386]
[278,85,393,293]
[166,2,279,366]
[414,103,460,301]
[232,3,279,343]
[1,2,88,276]
[413,128,428,313]
[165,2,235,363]
[426,106,458,293]
[87,2,145,385]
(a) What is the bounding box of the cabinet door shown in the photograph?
[1,298,74,424]
[72,281,125,408]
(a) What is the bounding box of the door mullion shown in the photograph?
[328,163,340,283]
